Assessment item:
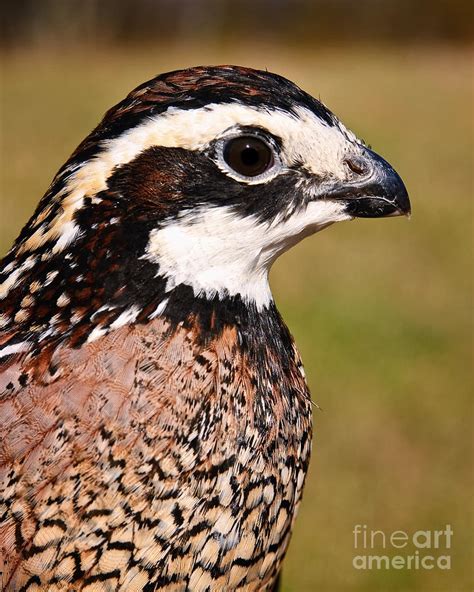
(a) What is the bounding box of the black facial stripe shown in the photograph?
[106,145,307,225]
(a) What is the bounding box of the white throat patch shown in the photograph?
[143,202,351,308]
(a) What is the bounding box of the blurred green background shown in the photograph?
[0,2,472,591]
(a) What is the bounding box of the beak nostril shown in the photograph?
[344,156,367,176]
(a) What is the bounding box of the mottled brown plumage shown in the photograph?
[1,313,311,590]
[0,65,409,591]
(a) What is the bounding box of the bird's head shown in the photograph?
[0,65,410,348]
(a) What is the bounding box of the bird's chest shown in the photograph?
[87,318,313,588]
[127,321,310,580]
[3,314,312,590]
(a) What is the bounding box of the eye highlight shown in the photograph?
[223,136,274,178]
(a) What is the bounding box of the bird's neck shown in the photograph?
[0,196,280,355]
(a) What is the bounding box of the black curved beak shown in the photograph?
[328,148,411,218]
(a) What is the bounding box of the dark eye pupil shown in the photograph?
[223,136,273,177]
[241,147,260,167]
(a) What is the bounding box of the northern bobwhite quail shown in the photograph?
[0,66,410,591]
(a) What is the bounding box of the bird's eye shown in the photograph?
[223,136,274,178]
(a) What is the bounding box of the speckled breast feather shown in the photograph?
[1,306,312,591]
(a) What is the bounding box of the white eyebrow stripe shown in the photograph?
[14,102,359,263]
[99,102,356,174]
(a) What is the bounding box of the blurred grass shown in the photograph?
[1,45,472,591]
